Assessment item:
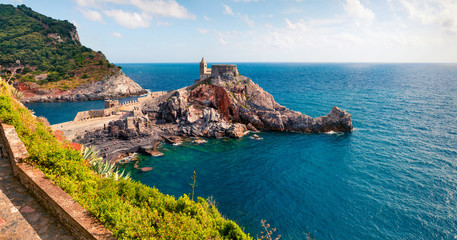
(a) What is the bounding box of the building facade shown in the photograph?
[199,57,238,80]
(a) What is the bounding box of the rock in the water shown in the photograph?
[246,123,259,132]
[141,167,153,172]
[193,138,207,144]
[226,123,248,138]
[250,134,262,140]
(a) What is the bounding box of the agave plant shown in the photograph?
[81,146,130,180]
[11,88,23,100]
[81,146,102,164]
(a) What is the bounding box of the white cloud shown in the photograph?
[203,15,210,21]
[74,0,195,20]
[344,0,375,26]
[222,4,234,15]
[217,32,228,45]
[233,0,258,2]
[221,4,255,28]
[265,31,294,48]
[197,28,208,34]
[400,0,457,34]
[337,33,363,44]
[156,21,171,26]
[81,9,104,23]
[130,0,195,19]
[104,9,150,28]
[239,14,255,27]
[111,32,122,38]
[285,18,307,31]
[74,0,93,7]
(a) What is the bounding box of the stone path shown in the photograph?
[0,155,74,240]
[51,112,129,141]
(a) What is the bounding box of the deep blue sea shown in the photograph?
[27,63,457,239]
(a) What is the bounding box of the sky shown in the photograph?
[2,0,457,63]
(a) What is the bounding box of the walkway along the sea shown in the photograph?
[0,150,74,239]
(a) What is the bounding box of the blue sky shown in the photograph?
[3,0,457,63]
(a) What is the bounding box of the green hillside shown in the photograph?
[0,4,118,90]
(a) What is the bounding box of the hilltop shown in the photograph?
[0,4,146,102]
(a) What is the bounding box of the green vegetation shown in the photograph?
[258,220,281,240]
[0,4,118,90]
[0,78,251,239]
[81,146,131,181]
[190,171,197,201]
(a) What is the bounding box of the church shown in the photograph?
[200,57,239,80]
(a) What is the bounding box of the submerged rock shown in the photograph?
[250,134,262,140]
[141,167,153,172]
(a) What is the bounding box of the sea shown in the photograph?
[26,63,457,239]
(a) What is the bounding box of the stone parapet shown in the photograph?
[0,123,28,174]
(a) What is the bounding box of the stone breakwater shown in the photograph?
[67,73,352,162]
[20,69,147,103]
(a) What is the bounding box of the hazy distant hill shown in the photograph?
[0,4,146,102]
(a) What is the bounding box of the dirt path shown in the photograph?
[51,112,131,141]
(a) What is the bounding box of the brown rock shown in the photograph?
[226,123,247,138]
[141,167,153,172]
[246,123,259,132]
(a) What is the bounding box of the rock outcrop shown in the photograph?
[75,115,160,162]
[141,73,352,137]
[74,72,352,161]
[20,70,147,103]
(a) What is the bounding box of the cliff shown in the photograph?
[19,69,147,102]
[141,72,353,136]
[0,4,146,102]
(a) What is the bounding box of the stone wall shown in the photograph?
[211,65,238,78]
[89,109,108,118]
[74,109,117,121]
[73,110,91,121]
[0,123,114,240]
[73,98,145,122]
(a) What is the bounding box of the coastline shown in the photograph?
[20,70,147,103]
[52,68,352,163]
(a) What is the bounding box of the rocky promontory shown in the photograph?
[144,72,353,136]
[68,71,352,162]
[19,69,147,103]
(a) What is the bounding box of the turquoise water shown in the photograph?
[28,63,457,239]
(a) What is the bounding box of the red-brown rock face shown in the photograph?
[189,85,240,122]
[154,74,353,135]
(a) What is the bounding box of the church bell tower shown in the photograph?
[200,57,207,80]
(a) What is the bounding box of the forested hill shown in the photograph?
[0,4,120,90]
